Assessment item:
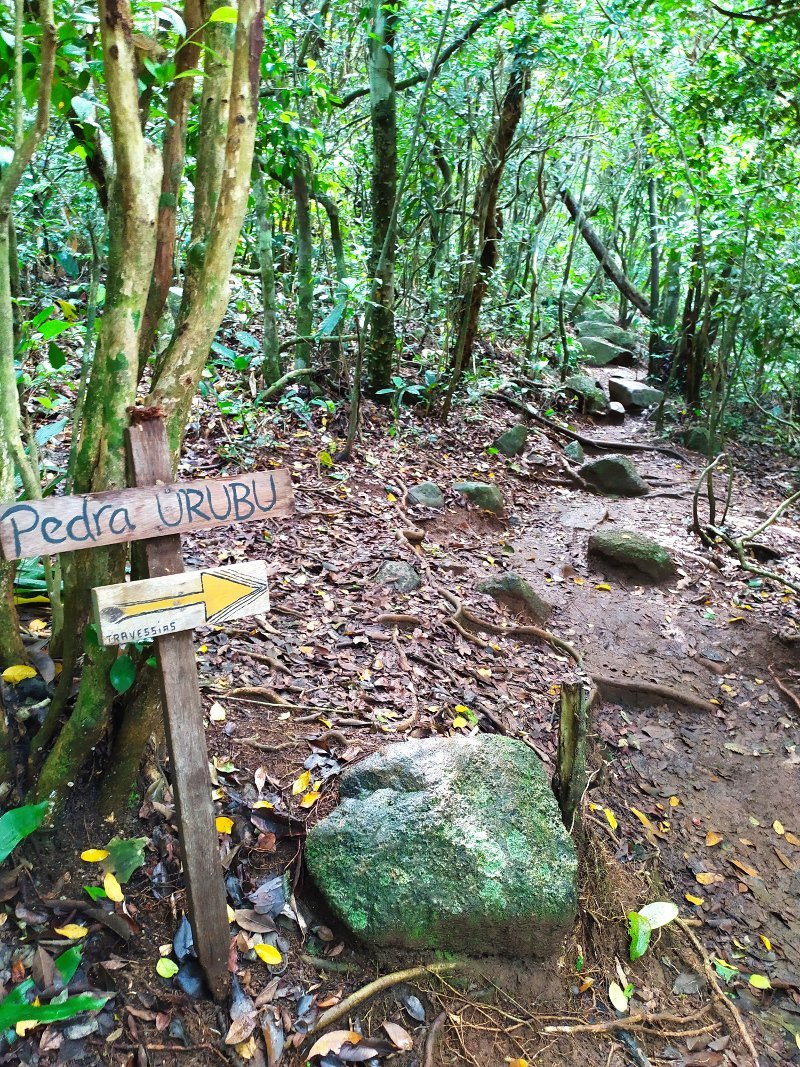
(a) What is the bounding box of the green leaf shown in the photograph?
[37,319,73,341]
[109,655,136,694]
[55,945,83,984]
[0,988,110,1030]
[208,5,237,21]
[0,801,49,863]
[48,343,66,369]
[83,885,108,902]
[156,957,179,978]
[628,911,652,961]
[103,836,146,883]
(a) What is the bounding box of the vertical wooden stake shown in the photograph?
[554,681,590,836]
[127,416,231,1002]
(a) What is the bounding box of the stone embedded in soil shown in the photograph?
[578,336,635,367]
[407,481,445,508]
[681,426,716,454]
[305,735,578,957]
[588,528,676,581]
[563,374,608,414]
[493,423,529,457]
[608,401,626,423]
[564,440,585,464]
[608,377,664,410]
[578,455,649,497]
[453,481,504,515]
[477,572,552,621]
[375,560,421,592]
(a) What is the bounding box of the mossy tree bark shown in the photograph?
[366,0,399,394]
[292,160,314,371]
[32,0,163,808]
[253,162,281,384]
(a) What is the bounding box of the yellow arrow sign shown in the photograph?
[92,562,270,646]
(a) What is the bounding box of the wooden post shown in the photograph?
[554,681,590,835]
[127,416,231,1002]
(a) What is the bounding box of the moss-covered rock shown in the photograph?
[564,440,585,464]
[578,455,649,497]
[477,572,552,621]
[588,528,676,581]
[578,336,635,367]
[305,736,577,957]
[681,426,717,454]
[493,424,528,457]
[563,374,608,414]
[577,321,639,351]
[453,481,504,515]
[408,481,445,508]
[608,377,664,410]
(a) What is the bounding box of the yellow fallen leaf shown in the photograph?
[2,664,37,684]
[775,849,796,871]
[209,702,226,722]
[452,716,468,729]
[784,832,800,847]
[27,619,47,634]
[604,808,618,831]
[685,894,704,906]
[292,770,311,795]
[476,668,492,679]
[594,583,612,591]
[454,704,470,714]
[773,820,785,835]
[669,796,680,807]
[705,831,724,847]
[386,492,397,503]
[55,924,88,939]
[749,973,771,990]
[630,807,654,830]
[254,943,283,965]
[729,858,759,878]
[253,800,273,810]
[216,816,234,834]
[235,1036,257,1059]
[227,905,236,923]
[759,935,772,951]
[573,577,585,585]
[696,872,724,886]
[509,1060,529,1067]
[81,848,109,862]
[308,1032,362,1059]
[300,790,320,808]
[16,1020,38,1037]
[103,871,124,903]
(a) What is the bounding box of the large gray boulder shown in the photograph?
[577,320,639,352]
[575,306,616,327]
[589,529,676,581]
[306,736,577,957]
[578,336,635,367]
[453,481,504,516]
[408,481,445,508]
[608,377,664,411]
[563,374,608,414]
[493,424,528,457]
[477,573,552,621]
[578,455,649,497]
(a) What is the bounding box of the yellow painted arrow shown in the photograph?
[119,572,258,622]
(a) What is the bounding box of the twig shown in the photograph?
[306,961,461,1036]
[423,1011,448,1067]
[544,1006,710,1034]
[676,918,760,1066]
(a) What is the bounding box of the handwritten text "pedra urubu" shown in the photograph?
[0,470,294,560]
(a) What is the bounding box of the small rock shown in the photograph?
[578,455,649,497]
[375,560,421,592]
[453,481,504,516]
[305,736,578,957]
[563,374,608,414]
[681,426,715,454]
[564,440,585,464]
[407,481,444,508]
[607,401,626,423]
[608,377,664,410]
[477,573,552,621]
[493,423,528,457]
[588,529,676,581]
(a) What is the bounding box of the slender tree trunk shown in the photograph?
[366,0,399,394]
[253,163,281,384]
[138,0,202,371]
[292,161,313,371]
[646,171,661,376]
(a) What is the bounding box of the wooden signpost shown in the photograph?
[0,414,295,1002]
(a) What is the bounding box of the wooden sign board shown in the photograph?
[0,469,293,560]
[93,561,270,647]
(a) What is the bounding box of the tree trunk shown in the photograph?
[253,163,281,384]
[646,171,662,375]
[366,0,399,394]
[559,187,653,319]
[292,161,314,371]
[138,0,203,371]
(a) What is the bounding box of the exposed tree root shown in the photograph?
[544,1006,711,1035]
[422,1011,448,1067]
[591,675,718,714]
[306,961,461,1036]
[768,665,800,714]
[491,390,688,460]
[676,918,761,1067]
